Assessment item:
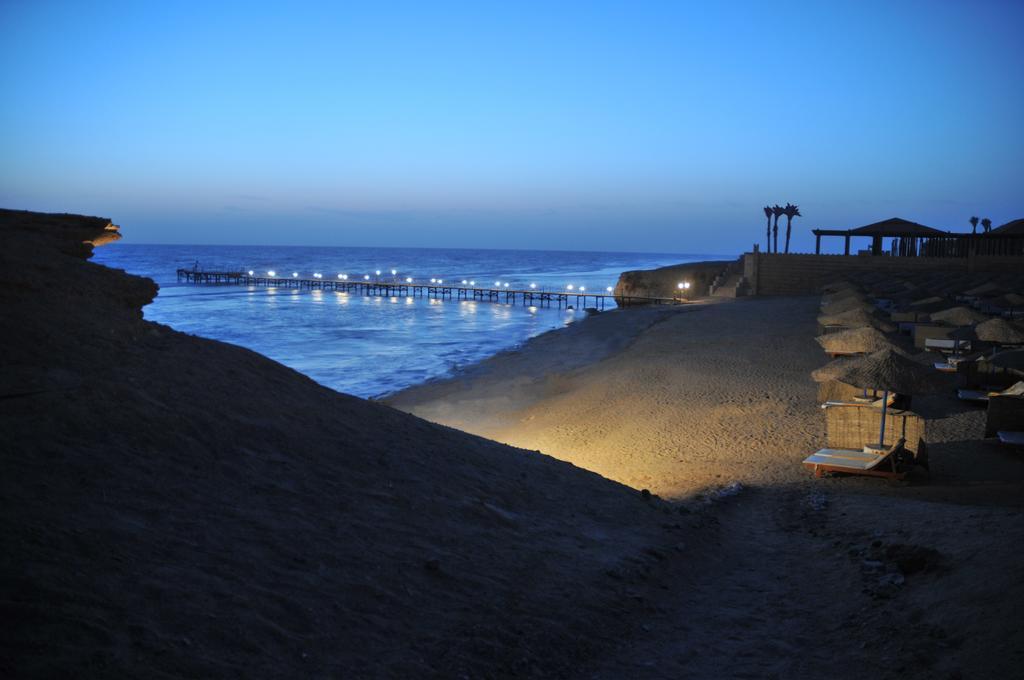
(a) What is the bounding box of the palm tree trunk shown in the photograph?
[773,216,780,253]
[784,216,793,253]
[766,217,772,252]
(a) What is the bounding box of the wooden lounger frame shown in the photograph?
[803,438,908,480]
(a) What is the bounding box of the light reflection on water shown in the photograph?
[93,244,714,397]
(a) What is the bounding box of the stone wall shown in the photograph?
[744,252,1024,295]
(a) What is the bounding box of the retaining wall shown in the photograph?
[744,252,1023,295]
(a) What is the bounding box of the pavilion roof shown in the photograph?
[812,217,947,238]
[847,218,946,237]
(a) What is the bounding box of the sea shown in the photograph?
[92,244,718,398]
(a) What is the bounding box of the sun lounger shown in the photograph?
[997,431,1024,447]
[803,438,907,479]
[820,393,896,409]
[925,338,971,354]
[958,389,992,402]
[934,362,956,373]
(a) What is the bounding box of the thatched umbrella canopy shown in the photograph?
[993,293,1024,308]
[833,348,947,448]
[869,281,911,296]
[821,289,865,307]
[817,308,897,333]
[811,355,861,383]
[820,296,874,316]
[963,281,1002,297]
[930,306,989,327]
[821,280,859,294]
[815,326,895,355]
[835,348,946,395]
[975,318,1024,345]
[811,347,913,382]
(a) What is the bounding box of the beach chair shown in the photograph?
[820,392,897,409]
[957,388,993,403]
[984,386,1024,438]
[925,338,971,354]
[803,438,908,479]
[997,432,1024,448]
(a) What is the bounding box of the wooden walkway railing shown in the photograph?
[175,269,686,309]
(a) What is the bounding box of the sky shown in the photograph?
[1,0,1022,254]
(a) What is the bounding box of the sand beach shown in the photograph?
[3,211,1023,678]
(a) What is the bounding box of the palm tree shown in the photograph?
[783,203,802,253]
[763,206,773,252]
[771,205,784,254]
[981,218,992,233]
[969,216,979,234]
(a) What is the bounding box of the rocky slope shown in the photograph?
[614,259,730,302]
[0,209,692,678]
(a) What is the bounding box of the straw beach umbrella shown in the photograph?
[821,280,859,294]
[816,326,896,356]
[822,287,865,302]
[817,308,897,333]
[833,349,946,450]
[930,306,989,326]
[811,347,914,383]
[975,318,1024,346]
[820,297,874,316]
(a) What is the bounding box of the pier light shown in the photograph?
[268,270,276,277]
[247,270,254,276]
[462,279,468,285]
[567,284,574,291]
[314,272,322,279]
[376,270,381,276]
[406,277,413,283]
[469,280,476,286]
[503,282,510,288]
[579,286,585,292]
[292,272,298,278]
[437,279,444,284]
[364,274,370,280]
[391,269,397,276]
[529,283,536,289]
[430,278,436,283]
[606,286,613,293]
[684,281,691,289]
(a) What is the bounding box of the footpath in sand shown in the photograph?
[388,297,1024,679]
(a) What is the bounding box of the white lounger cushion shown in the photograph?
[803,448,886,471]
[957,389,991,402]
[925,338,971,353]
[997,432,1024,446]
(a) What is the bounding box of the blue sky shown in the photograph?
[1,0,1022,253]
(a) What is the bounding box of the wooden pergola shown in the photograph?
[812,217,948,255]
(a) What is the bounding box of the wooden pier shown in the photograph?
[175,270,685,309]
